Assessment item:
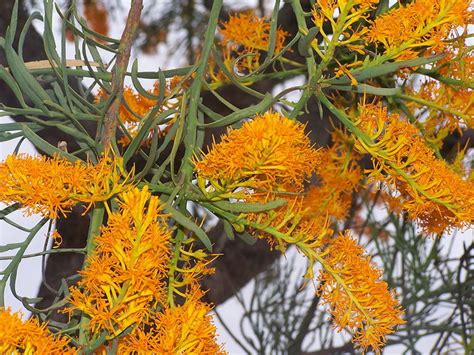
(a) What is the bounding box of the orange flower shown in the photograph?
[195,112,320,195]
[213,12,289,78]
[353,103,474,234]
[113,290,225,354]
[317,232,405,352]
[95,83,179,147]
[0,308,75,353]
[152,296,225,354]
[67,186,171,338]
[304,137,361,221]
[0,154,128,219]
[219,12,288,54]
[366,0,472,59]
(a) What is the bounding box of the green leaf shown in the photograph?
[332,84,401,96]
[131,59,159,100]
[213,199,288,213]
[222,220,235,241]
[164,205,212,251]
[123,109,177,165]
[0,242,25,253]
[21,124,81,162]
[202,93,274,128]
[327,54,445,85]
[236,231,257,245]
[298,27,319,58]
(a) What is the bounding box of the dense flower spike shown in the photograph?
[195,112,320,195]
[353,103,474,234]
[219,12,288,54]
[0,308,75,353]
[152,296,225,353]
[366,0,472,59]
[211,12,289,79]
[317,232,405,352]
[110,290,225,353]
[0,154,128,218]
[311,0,379,58]
[67,186,171,338]
[406,47,474,142]
[304,137,362,221]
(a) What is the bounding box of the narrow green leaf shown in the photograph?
[327,54,445,85]
[164,205,213,251]
[0,242,25,253]
[298,27,319,58]
[236,231,257,245]
[332,84,401,96]
[202,93,274,128]
[21,124,81,162]
[222,220,235,241]
[213,199,287,213]
[123,109,177,165]
[131,60,159,100]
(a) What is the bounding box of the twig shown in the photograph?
[100,0,144,149]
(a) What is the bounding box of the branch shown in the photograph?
[100,0,143,148]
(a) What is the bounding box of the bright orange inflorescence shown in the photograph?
[406,45,474,142]
[195,112,319,195]
[317,232,405,352]
[95,80,182,147]
[107,289,224,353]
[0,154,128,219]
[354,103,474,234]
[0,308,76,354]
[219,11,288,54]
[304,136,362,221]
[67,186,170,338]
[211,12,289,81]
[311,0,380,57]
[365,0,472,60]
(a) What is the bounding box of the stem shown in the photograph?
[78,204,105,346]
[100,0,143,149]
[316,89,462,216]
[179,0,223,184]
[396,93,470,121]
[289,1,318,118]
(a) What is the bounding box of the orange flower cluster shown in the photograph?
[83,0,109,38]
[317,232,405,352]
[0,308,75,354]
[105,289,224,353]
[96,86,158,124]
[167,240,218,306]
[220,12,288,54]
[304,137,361,221]
[212,12,288,81]
[407,48,473,140]
[68,186,170,338]
[366,0,472,59]
[0,154,127,219]
[354,103,474,234]
[95,80,182,146]
[311,0,379,56]
[195,112,319,195]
